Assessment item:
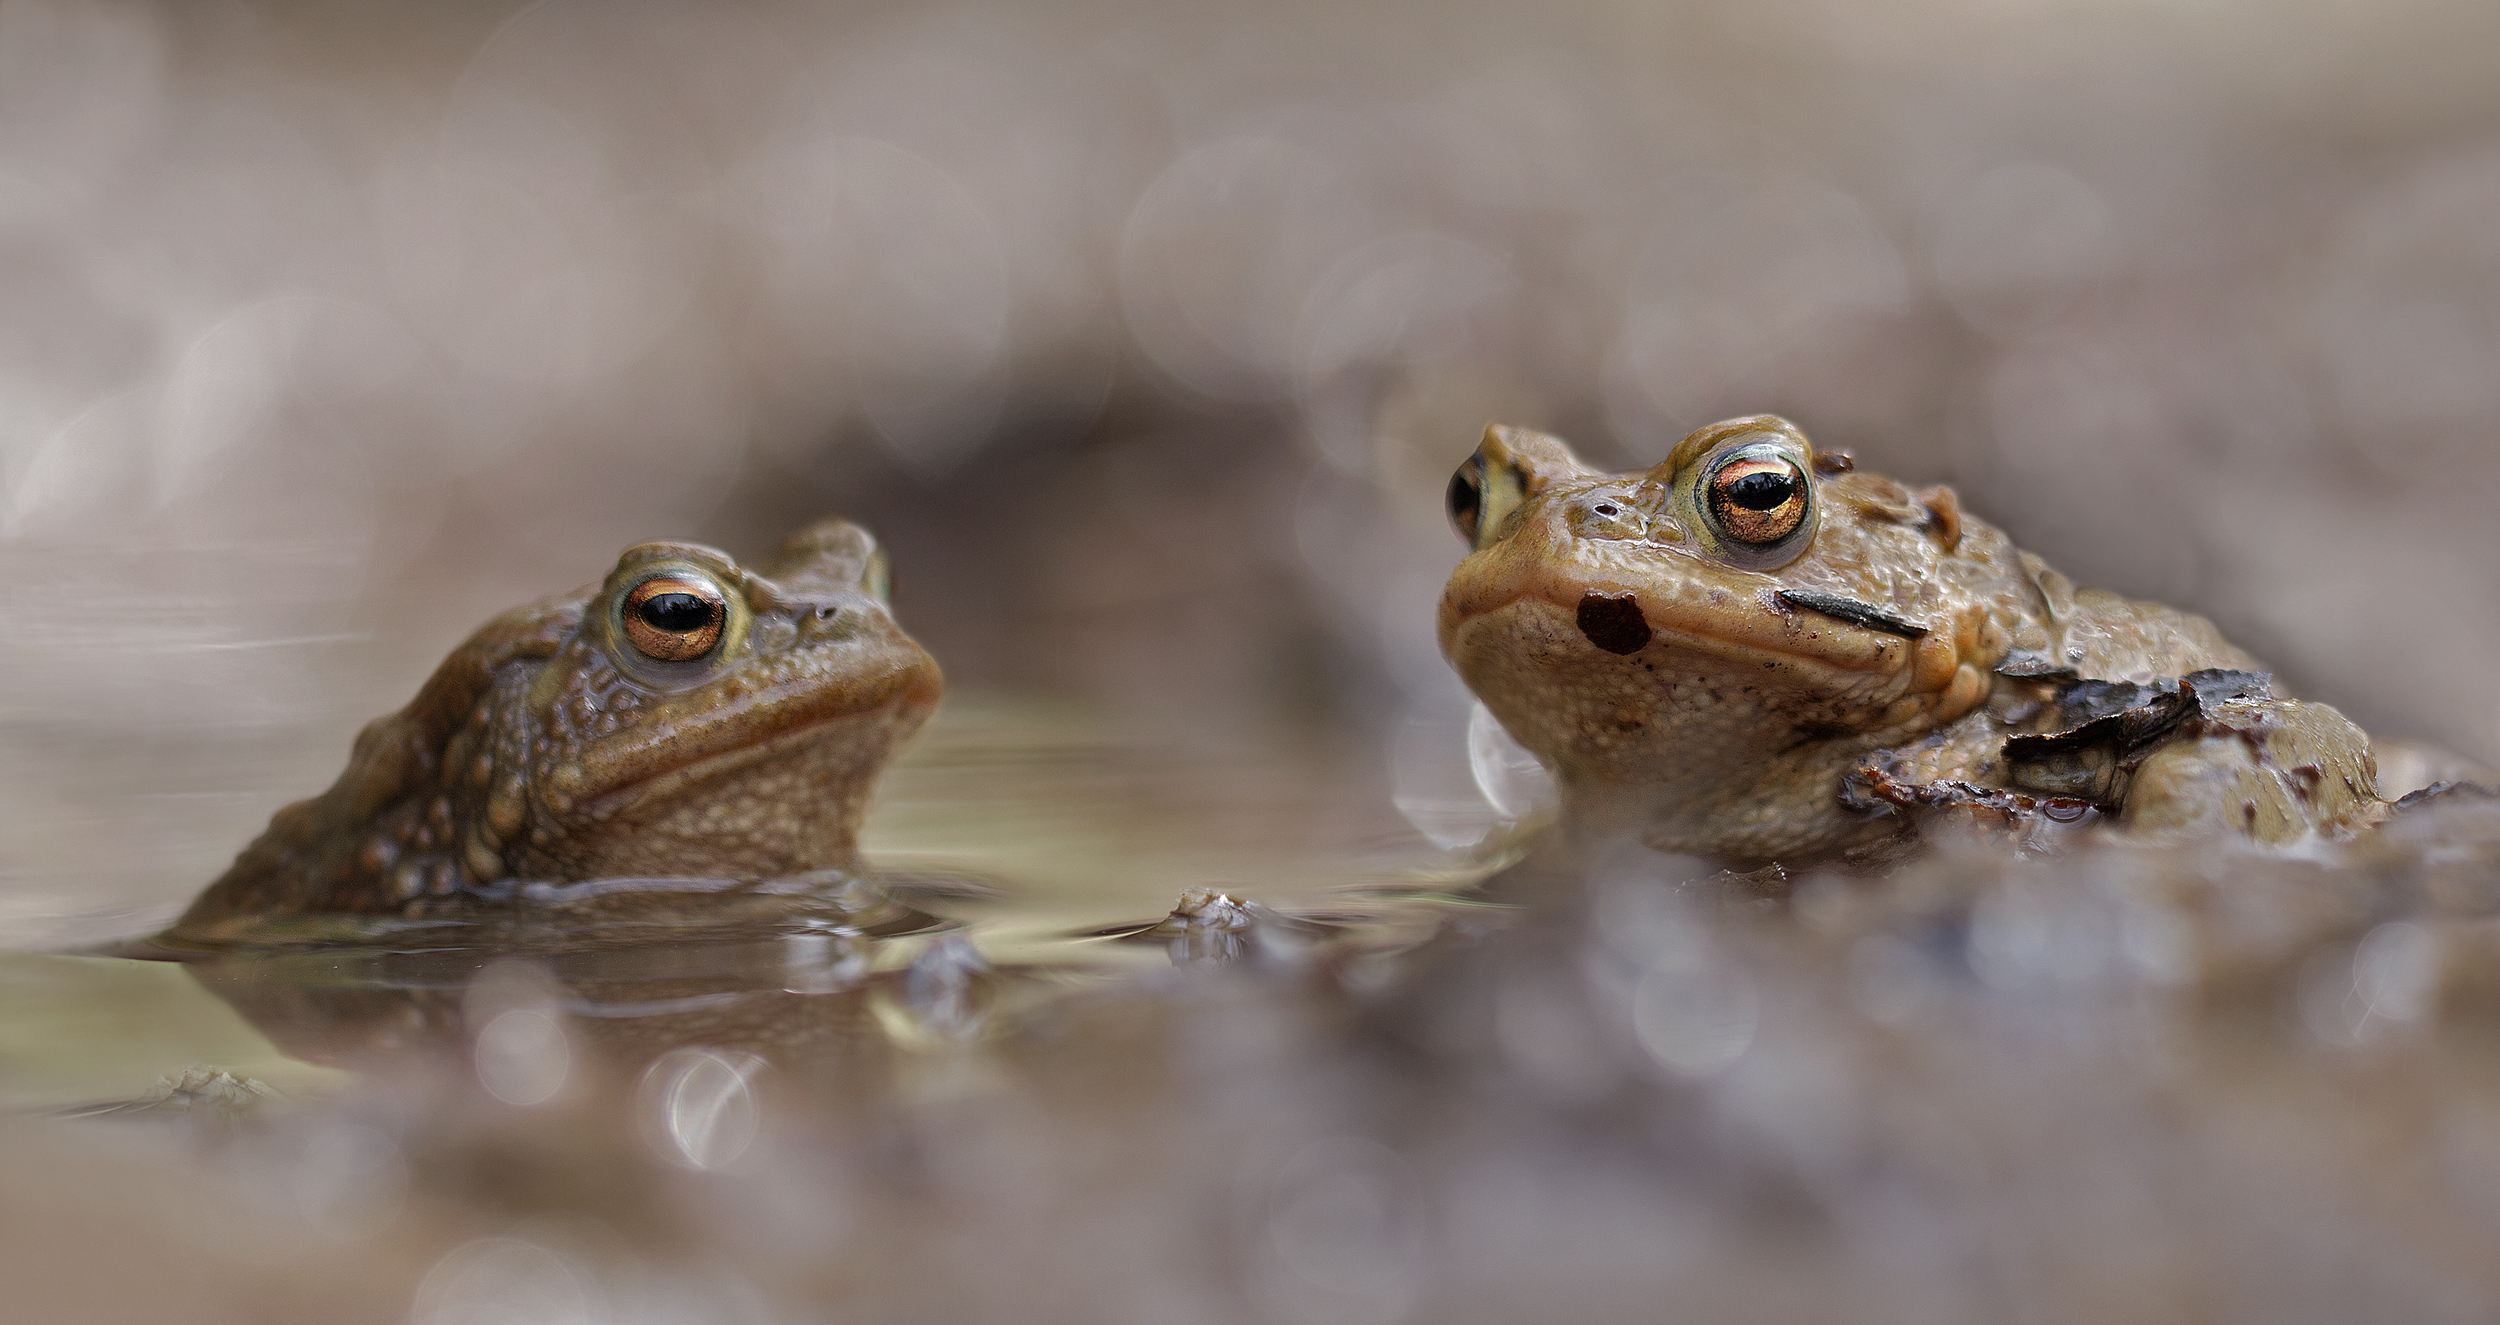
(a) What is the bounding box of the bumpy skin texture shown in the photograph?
[172,519,942,934]
[1438,417,2379,863]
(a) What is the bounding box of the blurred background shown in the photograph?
[3,0,2499,935]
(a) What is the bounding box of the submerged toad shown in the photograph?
[172,518,941,935]
[1439,416,2379,863]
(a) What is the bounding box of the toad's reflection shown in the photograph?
[176,881,1034,1087]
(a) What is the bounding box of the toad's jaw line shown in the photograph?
[564,645,941,822]
[1448,585,1915,677]
[573,693,922,824]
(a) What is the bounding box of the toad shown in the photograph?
[1439,416,2380,864]
[170,518,941,936]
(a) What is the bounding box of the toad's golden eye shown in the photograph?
[1705,453,1808,546]
[623,576,726,661]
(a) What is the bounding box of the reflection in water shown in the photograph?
[166,846,1475,1084]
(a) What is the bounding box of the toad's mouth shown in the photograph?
[579,702,912,823]
[566,652,942,822]
[1438,531,1942,675]
[1444,581,1925,677]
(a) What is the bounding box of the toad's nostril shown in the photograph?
[1593,503,1618,517]
[814,605,840,621]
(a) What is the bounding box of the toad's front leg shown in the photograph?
[1999,671,2380,844]
[2115,696,2379,843]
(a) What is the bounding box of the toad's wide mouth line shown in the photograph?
[575,682,932,821]
[1449,586,1917,675]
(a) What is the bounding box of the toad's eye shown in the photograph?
[1446,455,1485,546]
[623,576,725,661]
[1704,453,1808,546]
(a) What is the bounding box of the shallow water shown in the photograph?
[12,700,2500,1323]
[2,693,1447,1101]
[0,694,1514,1323]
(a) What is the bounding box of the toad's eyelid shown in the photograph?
[1706,441,1803,477]
[629,572,723,602]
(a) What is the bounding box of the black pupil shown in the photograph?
[1723,469,1795,511]
[1447,470,1480,525]
[639,592,714,633]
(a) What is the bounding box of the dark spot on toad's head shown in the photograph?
[1577,592,1652,655]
